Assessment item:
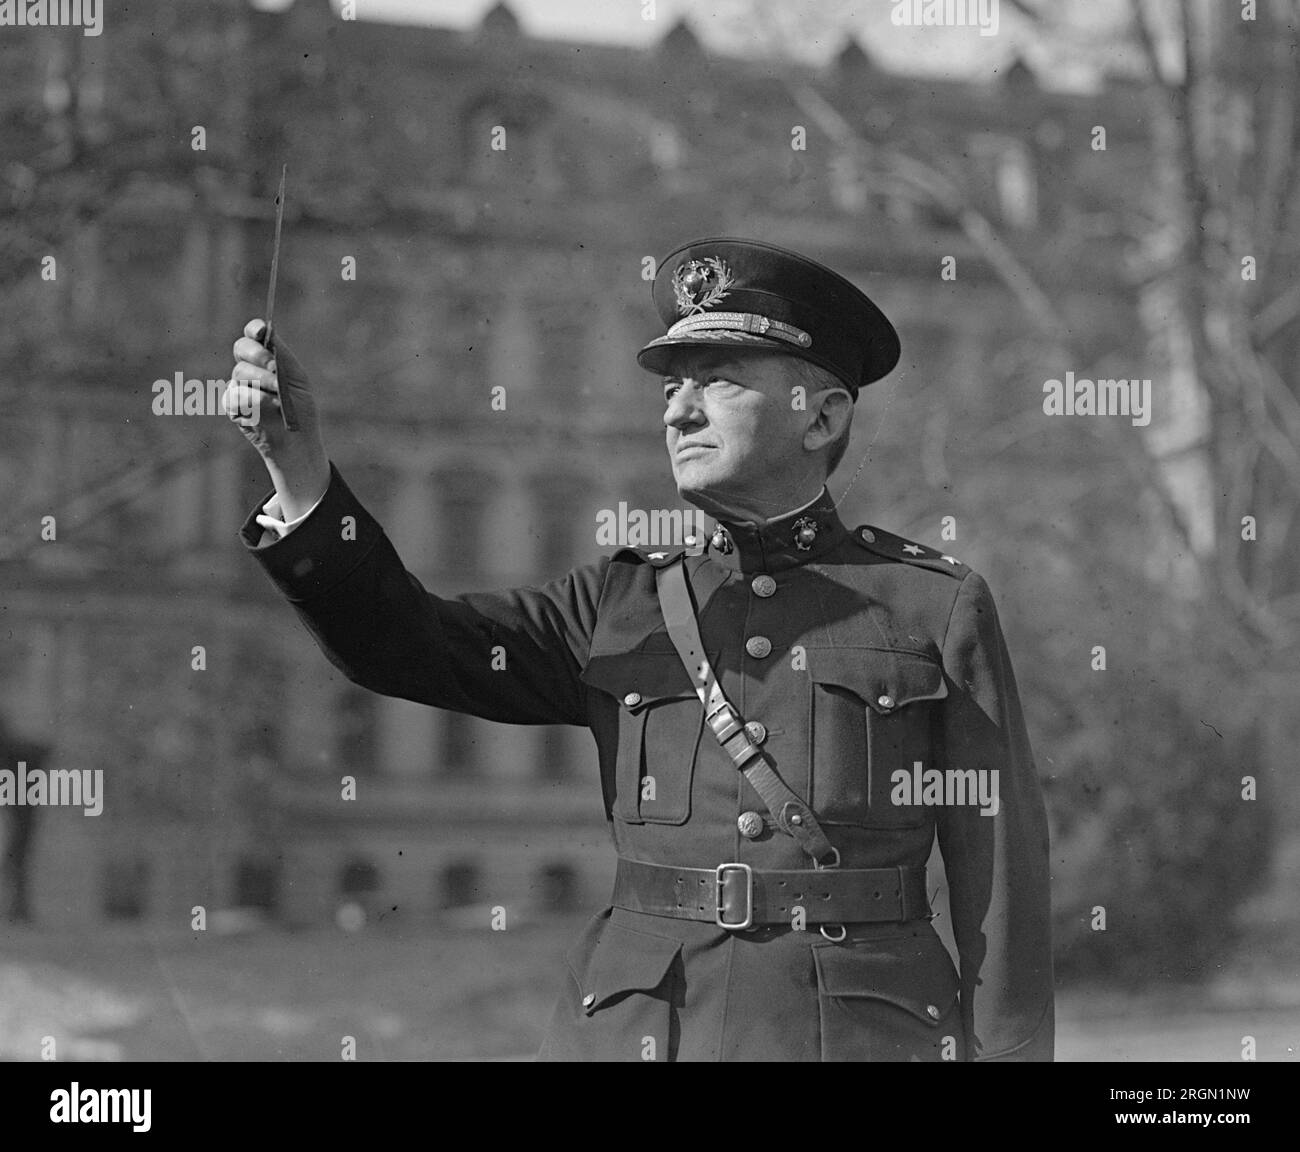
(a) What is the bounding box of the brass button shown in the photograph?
[623,692,642,708]
[926,1004,940,1020]
[745,635,772,659]
[789,813,803,826]
[582,993,596,1009]
[877,694,894,710]
[860,528,876,544]
[751,574,777,598]
[744,720,767,745]
[737,811,764,839]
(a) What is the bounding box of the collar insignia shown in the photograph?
[793,516,819,551]
[672,257,735,316]
[710,525,734,555]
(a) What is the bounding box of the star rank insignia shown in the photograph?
[851,526,968,579]
[618,542,689,568]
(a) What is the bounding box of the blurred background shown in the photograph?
[0,0,1297,1060]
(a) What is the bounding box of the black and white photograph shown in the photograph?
[0,0,1296,1103]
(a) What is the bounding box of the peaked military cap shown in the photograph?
[637,237,901,395]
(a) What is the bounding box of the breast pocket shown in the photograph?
[581,650,704,825]
[805,647,948,829]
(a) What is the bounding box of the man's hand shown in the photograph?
[224,318,330,521]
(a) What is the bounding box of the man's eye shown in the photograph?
[663,384,681,402]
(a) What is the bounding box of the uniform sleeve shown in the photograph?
[934,571,1054,1061]
[238,462,606,727]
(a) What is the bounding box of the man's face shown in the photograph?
[661,349,811,513]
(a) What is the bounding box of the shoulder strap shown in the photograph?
[654,557,838,868]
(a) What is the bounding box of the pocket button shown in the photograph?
[623,692,642,708]
[877,694,895,710]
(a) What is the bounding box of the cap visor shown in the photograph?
[636,331,793,375]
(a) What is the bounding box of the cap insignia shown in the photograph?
[672,257,735,316]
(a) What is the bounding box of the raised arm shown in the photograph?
[224,320,603,727]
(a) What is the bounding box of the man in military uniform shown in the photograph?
[225,238,1054,1061]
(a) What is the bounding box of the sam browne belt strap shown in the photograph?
[654,556,838,867]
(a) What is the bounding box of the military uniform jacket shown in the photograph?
[241,466,1054,1061]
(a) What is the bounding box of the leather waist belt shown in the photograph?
[612,858,930,931]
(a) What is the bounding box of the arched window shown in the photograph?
[459,89,564,196]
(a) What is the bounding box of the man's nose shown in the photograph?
[664,382,704,430]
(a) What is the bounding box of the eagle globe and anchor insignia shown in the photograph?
[672,257,735,315]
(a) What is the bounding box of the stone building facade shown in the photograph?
[0,0,1147,928]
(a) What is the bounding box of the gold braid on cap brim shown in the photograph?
[664,312,812,349]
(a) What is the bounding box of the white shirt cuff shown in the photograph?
[255,489,326,541]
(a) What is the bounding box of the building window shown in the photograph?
[439,710,477,778]
[232,641,284,765]
[538,861,579,912]
[534,480,582,579]
[234,855,280,912]
[337,684,378,776]
[442,292,497,408]
[103,855,150,920]
[539,724,569,783]
[439,480,489,581]
[339,857,381,900]
[441,860,481,909]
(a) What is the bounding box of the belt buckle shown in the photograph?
[714,862,753,930]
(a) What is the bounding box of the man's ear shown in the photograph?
[803,388,854,452]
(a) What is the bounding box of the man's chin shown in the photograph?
[674,473,739,521]
[671,464,713,505]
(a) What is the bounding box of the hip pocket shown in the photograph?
[814,931,962,1061]
[554,915,684,1062]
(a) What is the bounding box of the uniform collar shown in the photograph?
[705,487,847,573]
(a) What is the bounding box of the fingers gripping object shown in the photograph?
[262,163,298,432]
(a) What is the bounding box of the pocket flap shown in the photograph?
[806,647,948,714]
[814,939,958,1025]
[574,922,683,1014]
[581,650,700,711]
